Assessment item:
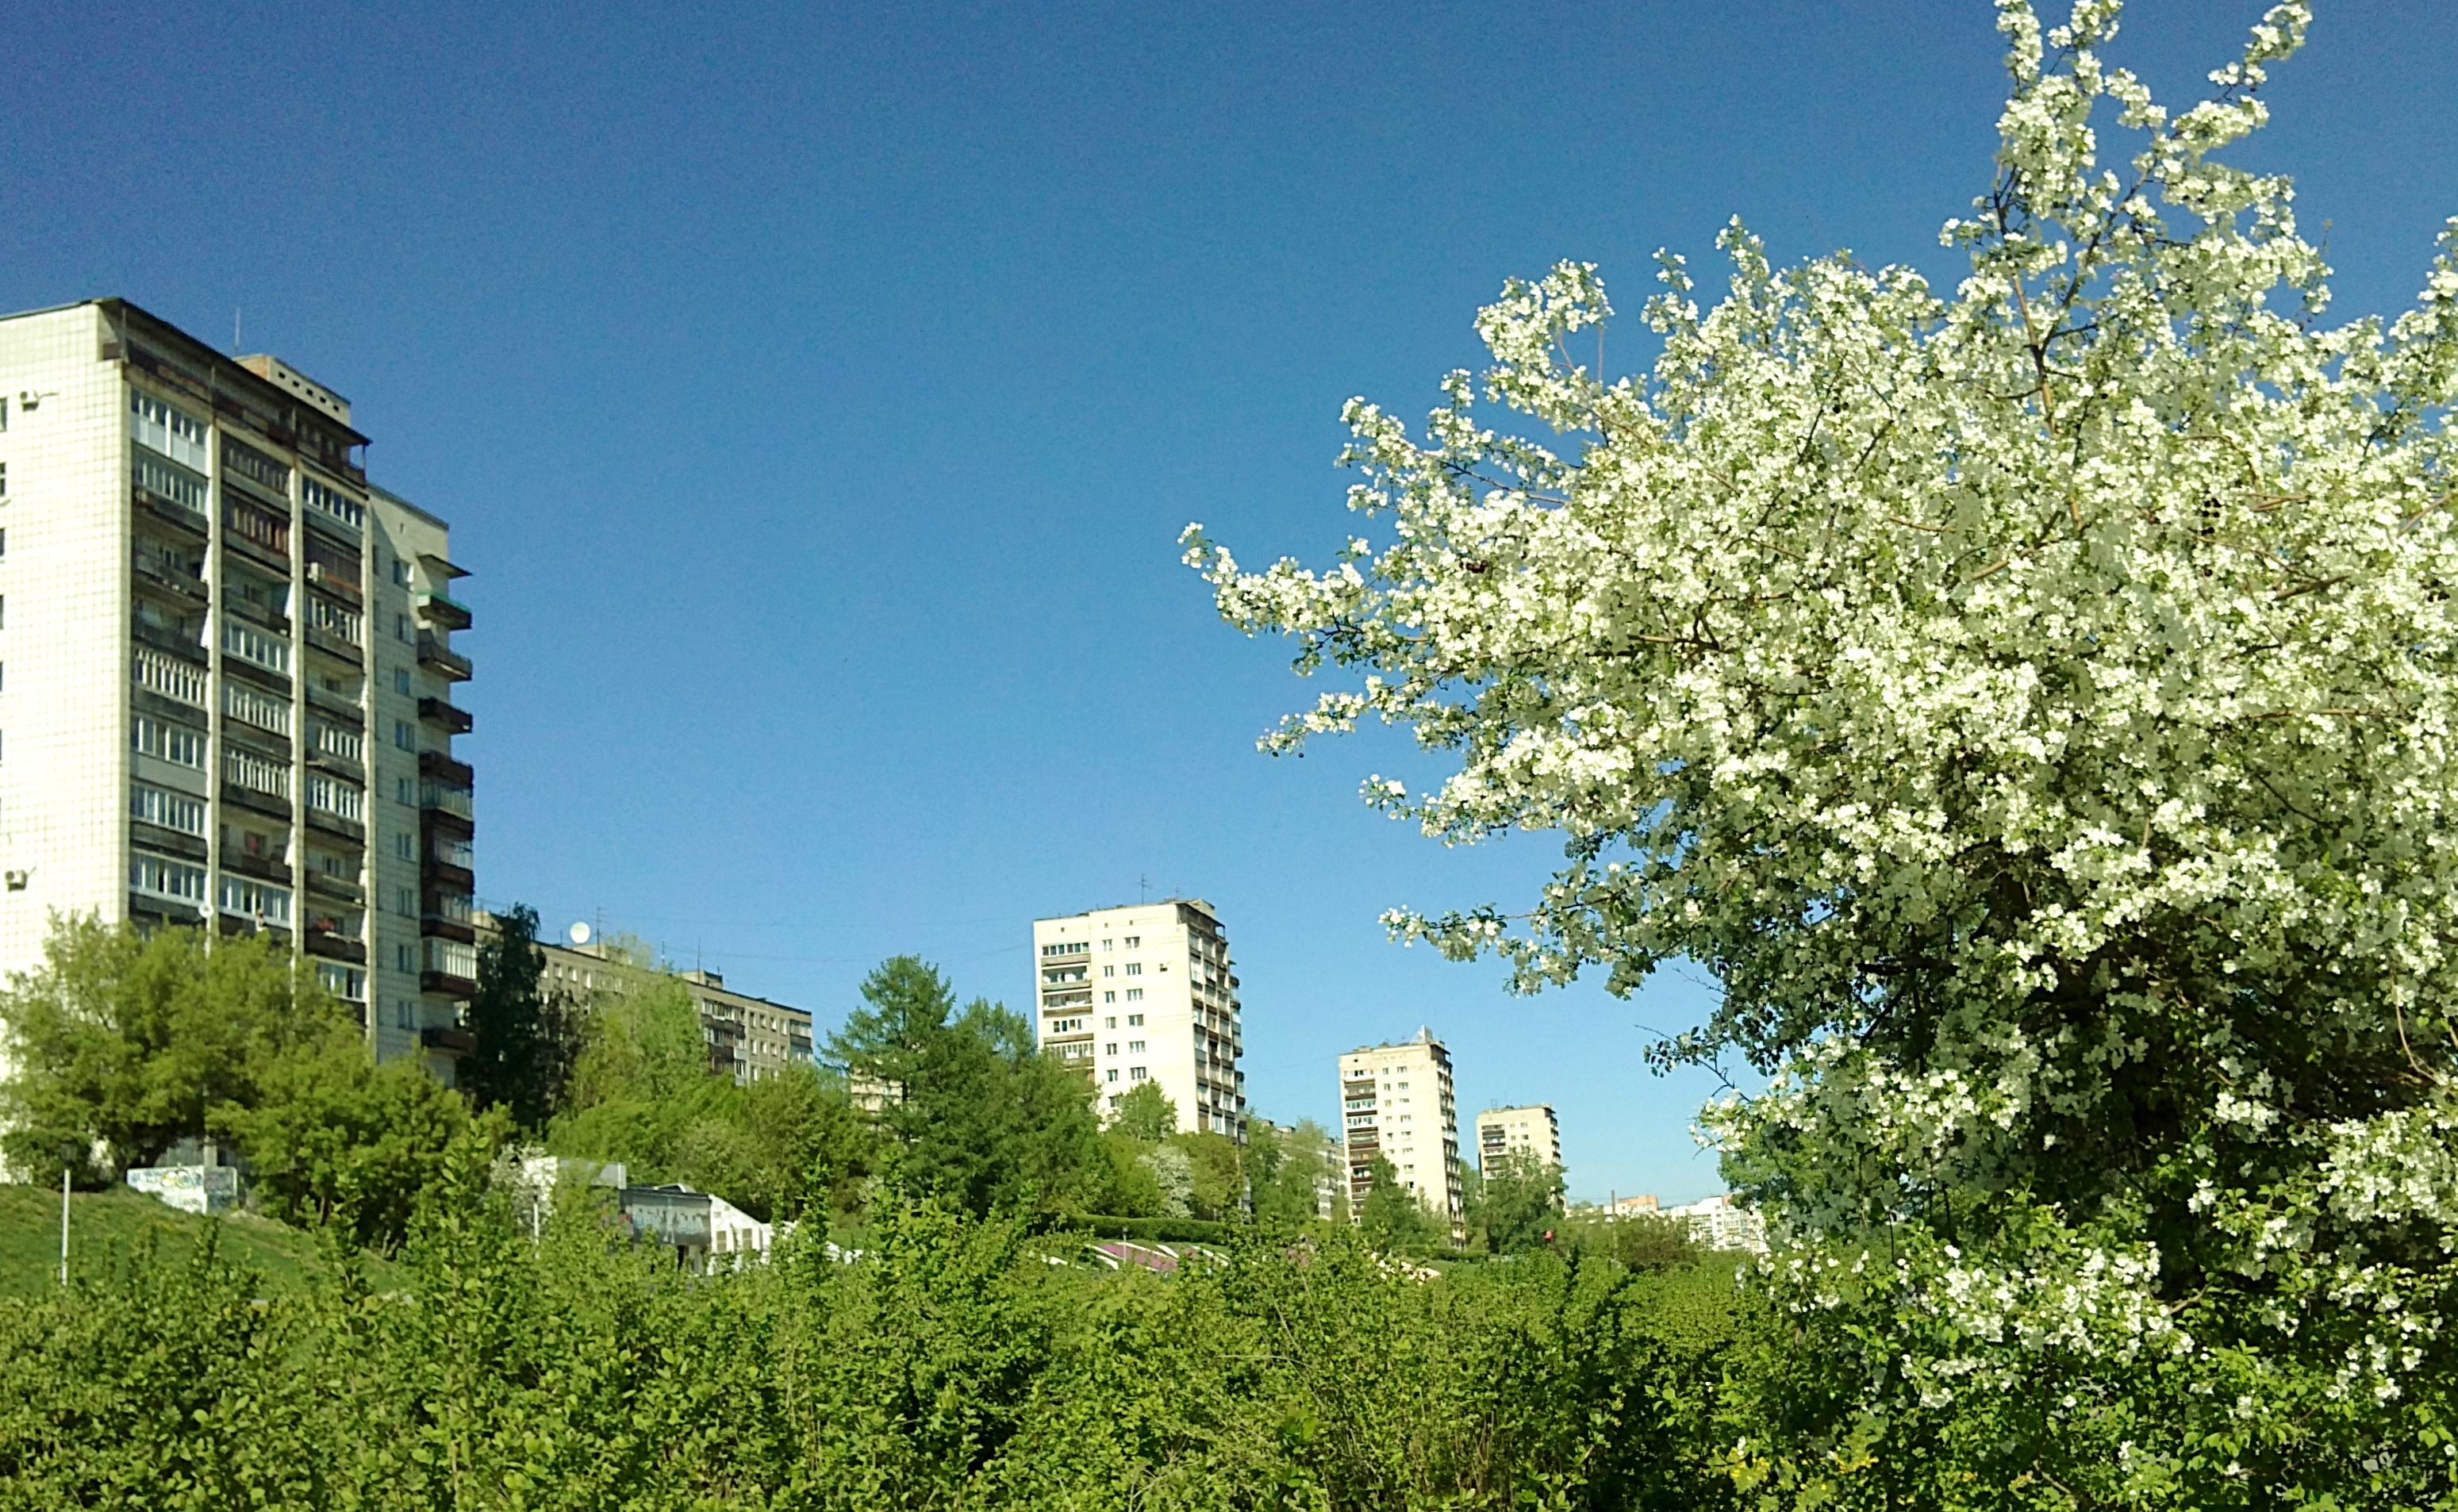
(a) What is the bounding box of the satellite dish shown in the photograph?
[568,921,593,946]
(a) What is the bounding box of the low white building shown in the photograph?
[1662,1193,1766,1253]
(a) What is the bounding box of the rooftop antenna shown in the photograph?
[233,308,241,356]
[1139,873,1150,904]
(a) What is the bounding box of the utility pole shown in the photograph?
[58,1167,70,1286]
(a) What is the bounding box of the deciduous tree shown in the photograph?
[1189,0,2458,1482]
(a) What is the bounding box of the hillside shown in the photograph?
[0,1182,398,1295]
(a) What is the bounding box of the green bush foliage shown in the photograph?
[0,1196,1749,1510]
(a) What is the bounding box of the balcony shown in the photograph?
[417,697,472,735]
[424,855,475,893]
[421,969,477,1000]
[305,624,363,666]
[305,870,365,905]
[417,750,474,789]
[133,483,209,539]
[133,555,209,608]
[418,781,474,824]
[420,1024,475,1054]
[302,928,367,965]
[305,561,362,604]
[132,619,209,665]
[223,852,293,885]
[416,632,472,681]
[416,591,472,632]
[304,681,363,722]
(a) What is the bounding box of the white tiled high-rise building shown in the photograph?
[1031,899,1246,1141]
[0,299,476,1076]
[1474,1103,1561,1173]
[1338,1029,1462,1225]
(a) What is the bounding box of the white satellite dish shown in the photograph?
[568,921,593,946]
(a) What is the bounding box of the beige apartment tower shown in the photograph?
[1032,899,1246,1140]
[0,300,477,1075]
[1338,1029,1463,1224]
[1475,1103,1561,1172]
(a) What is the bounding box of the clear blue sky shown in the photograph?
[6,2,2452,1204]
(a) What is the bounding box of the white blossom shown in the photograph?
[1191,0,2458,1414]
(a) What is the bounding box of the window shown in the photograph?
[132,716,206,769]
[221,618,290,673]
[129,853,206,904]
[1127,1013,1144,1026]
[1124,962,1141,977]
[395,614,409,643]
[133,451,208,513]
[1102,991,1115,1004]
[317,964,367,1002]
[1101,965,1114,978]
[392,558,413,587]
[396,999,413,1030]
[397,943,414,972]
[1104,1043,1116,1056]
[1125,988,1143,1003]
[224,748,289,798]
[395,831,413,860]
[305,774,363,820]
[1039,941,1084,957]
[397,885,415,918]
[1123,936,1140,947]
[1130,1067,1148,1082]
[130,783,206,835]
[394,720,414,750]
[1127,1040,1145,1053]
[0,528,8,556]
[222,438,289,496]
[217,875,292,925]
[1101,938,1113,950]
[223,681,290,735]
[1105,1069,1119,1083]
[130,390,209,470]
[394,668,411,694]
[311,720,362,762]
[301,477,365,528]
[397,777,414,805]
[1104,1016,1116,1028]
[305,595,363,644]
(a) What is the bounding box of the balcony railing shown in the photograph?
[418,781,474,821]
[417,697,473,735]
[416,591,472,631]
[416,632,471,681]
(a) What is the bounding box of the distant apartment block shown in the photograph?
[1032,899,1246,1140]
[1475,1103,1561,1172]
[0,300,476,1073]
[488,915,816,1084]
[1338,1029,1463,1224]
[678,967,815,1083]
[1665,1193,1767,1253]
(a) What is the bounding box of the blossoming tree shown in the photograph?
[1190,0,2458,1493]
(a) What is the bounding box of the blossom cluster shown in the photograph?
[1189,0,2458,1430]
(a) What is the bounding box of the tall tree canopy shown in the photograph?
[1190,0,2458,1451]
[0,918,344,1181]
[463,904,578,1132]
[830,956,1105,1218]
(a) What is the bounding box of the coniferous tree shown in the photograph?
[463,904,579,1131]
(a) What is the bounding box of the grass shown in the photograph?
[0,1181,400,1295]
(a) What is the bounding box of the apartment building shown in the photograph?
[1032,899,1246,1140]
[678,967,816,1083]
[0,300,476,1073]
[1474,1103,1561,1173]
[1338,1029,1463,1224]
[484,914,816,1084]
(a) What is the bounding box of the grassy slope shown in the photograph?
[0,1182,397,1295]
